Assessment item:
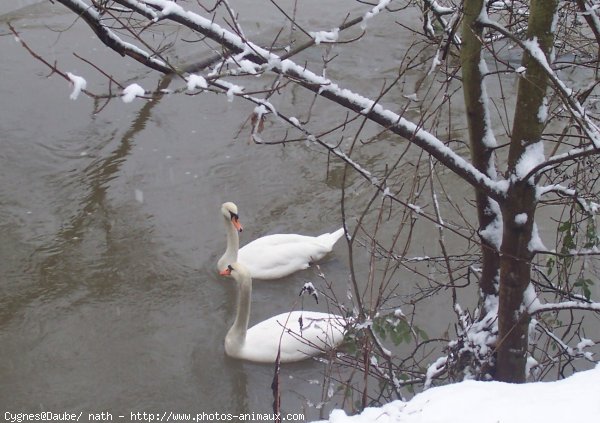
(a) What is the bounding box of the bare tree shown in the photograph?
[13,0,600,402]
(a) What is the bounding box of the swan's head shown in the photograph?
[221,202,243,232]
[219,262,251,280]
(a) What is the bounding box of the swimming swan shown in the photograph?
[220,262,346,363]
[218,202,345,280]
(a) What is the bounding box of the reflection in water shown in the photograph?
[5,76,172,321]
[221,356,251,415]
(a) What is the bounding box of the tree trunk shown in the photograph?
[496,0,559,383]
[497,183,537,382]
[461,1,501,300]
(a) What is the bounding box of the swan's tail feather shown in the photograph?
[317,227,345,248]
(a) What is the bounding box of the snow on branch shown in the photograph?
[79,0,505,200]
[220,84,492,247]
[424,0,454,16]
[66,72,87,100]
[478,13,600,150]
[525,145,600,183]
[113,0,158,20]
[536,180,600,216]
[186,74,208,91]
[527,301,600,315]
[515,141,545,183]
[575,0,600,46]
[56,0,171,73]
[361,0,393,30]
[536,182,577,198]
[309,28,340,45]
[122,83,146,102]
[424,356,447,390]
[447,301,498,380]
[422,0,461,45]
[10,23,98,101]
[531,319,597,361]
[525,282,600,315]
[521,37,600,145]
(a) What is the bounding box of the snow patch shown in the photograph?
[522,283,542,313]
[478,57,497,148]
[514,213,528,225]
[309,28,339,44]
[186,74,207,91]
[254,104,268,118]
[424,14,435,37]
[515,141,544,181]
[156,0,183,19]
[226,84,243,102]
[537,183,576,198]
[428,51,442,75]
[528,222,547,252]
[479,200,503,249]
[526,356,539,378]
[238,59,260,74]
[476,2,492,24]
[66,72,87,100]
[313,365,600,423]
[430,1,454,15]
[538,96,549,122]
[122,83,145,103]
[424,356,447,390]
[576,338,595,353]
[361,0,392,30]
[408,204,422,214]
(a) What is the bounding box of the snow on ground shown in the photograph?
[314,364,600,423]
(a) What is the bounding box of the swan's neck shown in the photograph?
[219,216,239,270]
[226,274,251,353]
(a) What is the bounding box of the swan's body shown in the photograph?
[220,263,346,363]
[218,202,344,280]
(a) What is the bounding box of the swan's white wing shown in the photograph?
[240,311,346,363]
[238,234,335,279]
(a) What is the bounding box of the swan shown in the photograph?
[220,262,346,363]
[218,202,345,280]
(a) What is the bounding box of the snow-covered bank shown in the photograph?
[314,364,600,423]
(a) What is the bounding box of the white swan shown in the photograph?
[218,202,345,280]
[220,262,346,363]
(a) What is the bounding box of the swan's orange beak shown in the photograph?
[219,267,232,276]
[232,216,243,232]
